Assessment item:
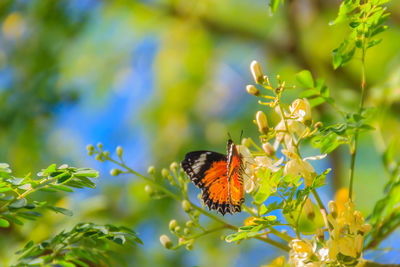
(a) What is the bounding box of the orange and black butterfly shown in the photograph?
[181,139,244,215]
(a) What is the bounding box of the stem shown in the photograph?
[268,227,293,243]
[348,10,368,201]
[312,189,330,231]
[242,205,257,217]
[294,195,309,239]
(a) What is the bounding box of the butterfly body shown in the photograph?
[181,140,244,215]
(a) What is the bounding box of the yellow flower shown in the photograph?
[338,236,357,258]
[334,187,349,215]
[290,239,312,254]
[263,256,285,267]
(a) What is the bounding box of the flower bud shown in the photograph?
[159,234,173,249]
[174,226,182,234]
[97,142,103,150]
[95,154,103,162]
[304,198,315,220]
[250,60,264,84]
[361,223,372,234]
[169,220,178,231]
[186,242,194,251]
[144,185,153,195]
[314,121,323,129]
[182,200,191,212]
[170,162,178,172]
[244,217,258,226]
[167,175,177,186]
[103,151,110,158]
[186,221,194,228]
[110,168,121,176]
[256,111,269,134]
[184,228,190,235]
[193,210,201,219]
[241,138,252,148]
[147,166,155,175]
[328,201,338,218]
[86,144,95,155]
[161,168,169,178]
[246,84,260,96]
[178,237,185,244]
[116,146,123,157]
[316,228,324,242]
[262,142,275,157]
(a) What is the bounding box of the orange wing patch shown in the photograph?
[202,161,231,215]
[227,141,244,213]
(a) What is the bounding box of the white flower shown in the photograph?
[237,145,283,193]
[289,98,312,125]
[284,157,316,186]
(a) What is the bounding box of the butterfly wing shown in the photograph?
[181,151,233,215]
[227,140,245,213]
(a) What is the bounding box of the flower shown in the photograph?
[324,200,370,264]
[289,98,312,125]
[283,156,316,186]
[274,119,307,153]
[237,145,282,194]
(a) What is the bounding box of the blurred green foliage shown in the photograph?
[0,0,400,266]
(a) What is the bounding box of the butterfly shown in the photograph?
[181,139,244,215]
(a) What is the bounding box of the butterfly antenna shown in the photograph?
[227,132,232,141]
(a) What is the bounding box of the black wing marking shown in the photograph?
[181,151,226,187]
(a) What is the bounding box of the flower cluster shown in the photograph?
[245,61,371,266]
[242,61,321,193]
[288,200,370,267]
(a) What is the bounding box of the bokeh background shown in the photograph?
[1,0,400,266]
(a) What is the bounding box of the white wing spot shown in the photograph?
[193,153,207,174]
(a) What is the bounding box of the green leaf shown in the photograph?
[0,187,12,193]
[9,198,28,209]
[309,97,325,107]
[270,0,281,13]
[253,169,272,204]
[74,168,99,178]
[0,218,10,228]
[50,184,74,192]
[383,139,398,171]
[296,70,314,88]
[299,89,319,98]
[47,206,73,216]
